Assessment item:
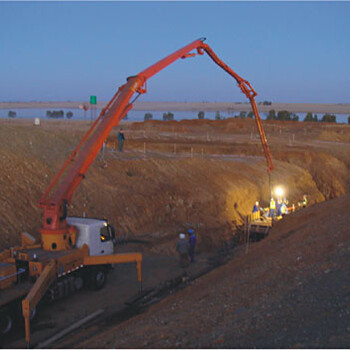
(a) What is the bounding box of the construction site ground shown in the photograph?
[0,117,349,348]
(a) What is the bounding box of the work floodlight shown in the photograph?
[274,186,284,198]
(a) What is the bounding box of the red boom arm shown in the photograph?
[38,38,274,250]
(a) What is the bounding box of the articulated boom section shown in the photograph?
[39,38,273,251]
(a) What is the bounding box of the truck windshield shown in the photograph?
[100,225,111,242]
[100,224,115,242]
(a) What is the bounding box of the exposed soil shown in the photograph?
[74,193,350,349]
[0,117,349,348]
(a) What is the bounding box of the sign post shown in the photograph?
[89,95,97,121]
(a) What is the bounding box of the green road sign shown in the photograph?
[90,95,97,105]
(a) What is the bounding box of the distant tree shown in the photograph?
[239,111,246,119]
[144,112,153,121]
[348,116,350,125]
[163,112,174,121]
[262,101,272,106]
[247,111,254,119]
[313,114,318,122]
[277,110,291,121]
[47,110,64,118]
[8,110,16,118]
[321,113,336,123]
[304,112,314,122]
[198,111,205,119]
[291,113,299,121]
[266,109,276,120]
[66,111,73,119]
[215,111,221,120]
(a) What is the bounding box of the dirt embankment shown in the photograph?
[129,119,350,199]
[0,119,349,254]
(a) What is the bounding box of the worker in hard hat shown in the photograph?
[176,233,190,268]
[276,198,283,217]
[281,202,288,215]
[269,197,276,219]
[187,229,196,263]
[302,195,308,208]
[252,201,261,221]
[252,201,260,213]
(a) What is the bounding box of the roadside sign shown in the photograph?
[90,95,97,105]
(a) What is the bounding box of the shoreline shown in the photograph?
[0,101,350,114]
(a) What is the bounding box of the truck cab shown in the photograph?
[66,217,115,256]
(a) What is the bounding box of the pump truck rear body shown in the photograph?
[0,38,273,346]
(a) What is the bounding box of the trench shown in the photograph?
[36,237,241,349]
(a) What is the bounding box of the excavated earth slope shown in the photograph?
[77,193,350,349]
[0,118,349,254]
[0,120,347,253]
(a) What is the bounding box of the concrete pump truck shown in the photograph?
[0,38,273,347]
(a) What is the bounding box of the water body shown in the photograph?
[0,108,349,124]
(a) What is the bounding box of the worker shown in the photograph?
[302,195,308,208]
[117,128,125,152]
[252,201,260,213]
[176,233,190,268]
[269,197,276,219]
[276,198,283,217]
[281,202,288,215]
[188,229,196,263]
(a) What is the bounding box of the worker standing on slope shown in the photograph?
[188,229,196,263]
[269,197,276,219]
[176,233,190,268]
[117,128,125,152]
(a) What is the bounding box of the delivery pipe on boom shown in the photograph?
[38,38,274,251]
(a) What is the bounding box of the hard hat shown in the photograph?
[179,233,186,239]
[188,229,194,234]
[255,201,259,206]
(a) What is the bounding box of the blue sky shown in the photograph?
[0,2,349,103]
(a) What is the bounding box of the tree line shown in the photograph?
[140,110,348,123]
[46,110,73,119]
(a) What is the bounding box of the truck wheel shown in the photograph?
[0,307,14,335]
[89,267,107,290]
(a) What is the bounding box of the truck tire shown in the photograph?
[88,267,107,291]
[0,307,14,335]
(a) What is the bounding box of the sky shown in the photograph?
[0,1,349,104]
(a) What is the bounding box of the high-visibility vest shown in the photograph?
[281,204,286,214]
[270,199,276,209]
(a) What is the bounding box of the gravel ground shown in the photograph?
[77,194,350,349]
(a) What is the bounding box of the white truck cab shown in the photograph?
[66,217,115,256]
